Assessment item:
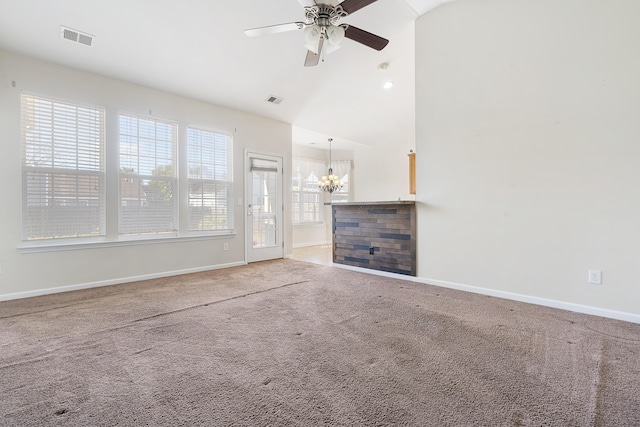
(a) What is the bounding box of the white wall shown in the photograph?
[415,0,640,318]
[0,50,292,299]
[352,141,416,203]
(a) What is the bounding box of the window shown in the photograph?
[330,160,352,204]
[21,94,105,241]
[21,94,236,247]
[187,127,233,232]
[292,157,325,224]
[119,114,177,236]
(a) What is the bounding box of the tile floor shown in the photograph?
[290,244,332,266]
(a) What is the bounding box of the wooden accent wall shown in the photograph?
[332,202,416,276]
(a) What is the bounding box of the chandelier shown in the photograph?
[318,138,343,193]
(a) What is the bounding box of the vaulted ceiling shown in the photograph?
[0,0,454,148]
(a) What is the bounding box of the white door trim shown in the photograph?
[244,149,284,263]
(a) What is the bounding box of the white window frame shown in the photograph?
[330,159,352,204]
[118,113,177,237]
[292,157,325,225]
[18,94,239,253]
[21,94,105,242]
[187,127,234,233]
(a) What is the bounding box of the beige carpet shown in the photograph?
[1,259,639,426]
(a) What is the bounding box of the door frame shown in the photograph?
[244,149,285,263]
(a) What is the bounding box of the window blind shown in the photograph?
[187,127,233,232]
[250,158,279,172]
[21,94,105,240]
[119,114,177,236]
[330,160,352,203]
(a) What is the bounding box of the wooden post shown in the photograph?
[408,152,416,195]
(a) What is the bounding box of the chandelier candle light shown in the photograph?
[318,138,343,193]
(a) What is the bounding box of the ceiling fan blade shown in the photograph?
[304,50,319,67]
[244,22,305,37]
[304,37,324,67]
[339,0,378,15]
[344,25,388,51]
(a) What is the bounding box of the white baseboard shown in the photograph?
[333,264,640,325]
[6,259,638,325]
[0,261,247,302]
[292,241,331,249]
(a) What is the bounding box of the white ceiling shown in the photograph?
[0,0,451,148]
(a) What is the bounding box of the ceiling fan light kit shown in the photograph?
[326,24,346,45]
[245,0,389,67]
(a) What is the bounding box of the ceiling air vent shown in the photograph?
[60,26,94,47]
[266,95,284,105]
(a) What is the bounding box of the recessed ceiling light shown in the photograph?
[383,81,394,89]
[377,62,390,71]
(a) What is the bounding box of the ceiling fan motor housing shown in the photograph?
[305,4,348,28]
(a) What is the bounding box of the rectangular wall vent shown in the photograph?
[60,26,94,47]
[266,95,284,105]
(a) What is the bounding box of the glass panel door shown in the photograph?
[246,152,283,262]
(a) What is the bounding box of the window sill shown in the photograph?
[18,232,236,254]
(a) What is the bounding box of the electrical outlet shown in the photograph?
[223,243,229,251]
[588,269,602,285]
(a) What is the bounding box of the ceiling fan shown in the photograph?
[245,0,389,67]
